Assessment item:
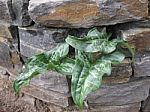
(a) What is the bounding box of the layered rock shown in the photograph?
[119,28,150,52]
[29,0,148,28]
[141,95,150,112]
[10,72,70,107]
[134,52,150,77]
[87,78,150,106]
[89,103,141,112]
[18,26,68,57]
[103,59,132,84]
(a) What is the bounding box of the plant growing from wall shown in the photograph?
[13,28,134,108]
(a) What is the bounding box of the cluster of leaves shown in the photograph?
[13,28,134,108]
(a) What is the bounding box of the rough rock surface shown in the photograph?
[12,0,33,26]
[88,103,141,112]
[0,42,13,69]
[19,26,68,57]
[87,78,150,106]
[103,59,132,84]
[0,68,142,112]
[119,28,150,52]
[29,0,148,28]
[31,71,69,94]
[141,95,150,112]
[10,74,69,108]
[0,0,14,24]
[0,24,21,70]
[134,52,150,77]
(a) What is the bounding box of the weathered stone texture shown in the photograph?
[12,0,33,26]
[29,0,148,28]
[19,26,68,57]
[0,42,13,69]
[119,28,150,52]
[0,24,21,71]
[10,74,69,107]
[134,52,150,77]
[22,84,69,108]
[31,71,69,94]
[64,103,141,112]
[87,78,150,106]
[0,0,14,24]
[103,59,132,84]
[141,95,150,112]
[88,103,141,112]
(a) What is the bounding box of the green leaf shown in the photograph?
[71,52,91,107]
[13,43,69,94]
[71,51,112,108]
[46,43,69,61]
[55,57,75,75]
[13,27,132,109]
[112,39,135,62]
[66,35,118,54]
[101,41,118,54]
[122,42,135,62]
[101,51,125,65]
[86,28,107,39]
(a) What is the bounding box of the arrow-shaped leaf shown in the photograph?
[13,43,69,94]
[71,51,112,108]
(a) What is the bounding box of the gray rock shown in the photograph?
[10,74,69,108]
[89,103,141,112]
[118,28,150,52]
[18,26,68,57]
[0,0,14,24]
[31,71,69,94]
[134,52,150,77]
[12,0,33,26]
[103,59,132,84]
[141,95,150,112]
[87,78,150,106]
[0,24,21,71]
[28,0,148,28]
[22,82,70,107]
[0,42,13,69]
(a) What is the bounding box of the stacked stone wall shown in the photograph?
[0,0,150,112]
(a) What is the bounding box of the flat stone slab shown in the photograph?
[134,52,150,77]
[29,0,148,28]
[103,59,132,84]
[18,26,68,57]
[9,73,69,108]
[31,71,69,94]
[119,28,150,52]
[89,103,141,112]
[87,78,150,106]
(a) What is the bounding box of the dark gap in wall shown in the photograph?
[131,62,135,78]
[8,26,21,68]
[66,70,74,105]
[140,89,150,112]
[140,101,145,112]
[9,25,25,65]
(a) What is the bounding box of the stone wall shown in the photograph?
[0,0,150,112]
